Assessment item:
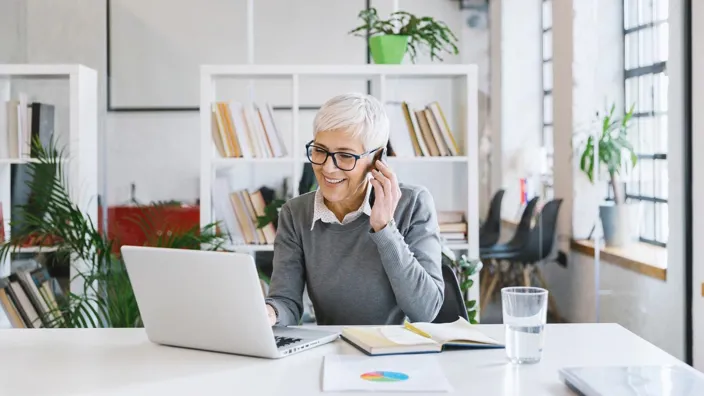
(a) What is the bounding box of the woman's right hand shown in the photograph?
[266,304,277,326]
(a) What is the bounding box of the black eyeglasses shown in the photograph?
[305,140,381,171]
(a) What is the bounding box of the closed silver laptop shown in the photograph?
[121,246,339,359]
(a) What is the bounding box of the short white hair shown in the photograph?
[313,92,390,151]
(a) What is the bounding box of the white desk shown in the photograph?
[0,324,693,395]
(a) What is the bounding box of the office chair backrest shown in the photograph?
[523,198,563,262]
[504,196,539,249]
[432,264,469,324]
[479,189,506,247]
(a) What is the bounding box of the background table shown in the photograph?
[0,324,695,395]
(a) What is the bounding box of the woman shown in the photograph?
[264,93,444,326]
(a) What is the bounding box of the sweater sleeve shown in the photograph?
[264,203,305,326]
[368,187,444,322]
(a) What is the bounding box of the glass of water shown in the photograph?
[501,286,548,364]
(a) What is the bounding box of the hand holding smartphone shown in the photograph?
[368,147,401,232]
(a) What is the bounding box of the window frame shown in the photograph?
[622,0,669,247]
[541,0,554,200]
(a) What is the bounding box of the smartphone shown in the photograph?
[368,147,387,207]
[373,147,388,169]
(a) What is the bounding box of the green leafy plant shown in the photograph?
[0,140,227,328]
[442,252,481,324]
[578,103,637,204]
[348,8,459,63]
[255,198,286,230]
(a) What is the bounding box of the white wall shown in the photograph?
[496,0,542,220]
[690,0,704,370]
[0,0,493,215]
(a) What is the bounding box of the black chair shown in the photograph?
[432,264,469,323]
[479,189,506,248]
[480,196,539,257]
[479,199,564,319]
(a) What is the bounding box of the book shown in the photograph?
[341,318,503,356]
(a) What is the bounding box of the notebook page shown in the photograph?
[410,319,500,345]
[379,327,438,346]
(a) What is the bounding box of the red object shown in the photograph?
[104,205,201,253]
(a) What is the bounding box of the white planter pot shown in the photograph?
[599,202,640,247]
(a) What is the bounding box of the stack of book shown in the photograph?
[385,101,461,157]
[0,263,63,329]
[212,177,276,246]
[211,101,288,159]
[0,94,56,159]
[438,210,467,242]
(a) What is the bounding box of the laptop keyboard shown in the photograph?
[275,336,302,348]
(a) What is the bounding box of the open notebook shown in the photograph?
[341,318,504,356]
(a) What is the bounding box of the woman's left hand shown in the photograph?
[370,160,402,232]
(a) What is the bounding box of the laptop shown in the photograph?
[120,245,340,359]
[559,365,704,396]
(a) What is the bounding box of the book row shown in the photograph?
[212,177,276,246]
[212,101,288,159]
[0,96,56,159]
[0,262,64,329]
[386,101,462,158]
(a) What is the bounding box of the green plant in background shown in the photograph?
[578,103,637,203]
[255,198,286,230]
[348,8,459,63]
[442,252,481,324]
[0,140,227,328]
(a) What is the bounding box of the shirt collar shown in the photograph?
[311,177,373,230]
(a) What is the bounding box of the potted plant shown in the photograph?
[578,103,638,247]
[348,8,459,64]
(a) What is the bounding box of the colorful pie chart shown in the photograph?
[360,371,410,382]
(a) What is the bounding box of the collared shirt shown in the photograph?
[311,178,373,230]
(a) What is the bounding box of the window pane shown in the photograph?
[543,126,553,148]
[639,201,655,241]
[625,0,639,29]
[654,72,668,112]
[656,22,669,64]
[542,0,552,29]
[625,32,638,70]
[543,94,553,124]
[636,116,655,154]
[638,0,653,24]
[543,30,552,60]
[657,202,668,243]
[657,115,668,152]
[655,159,668,200]
[639,27,654,67]
[638,74,654,113]
[656,0,669,21]
[626,76,638,107]
[543,61,553,91]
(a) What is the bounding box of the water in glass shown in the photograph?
[501,287,548,364]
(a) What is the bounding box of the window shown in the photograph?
[623,0,669,246]
[541,0,554,200]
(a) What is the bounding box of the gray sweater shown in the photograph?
[264,183,444,326]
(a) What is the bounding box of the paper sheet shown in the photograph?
[379,326,436,346]
[323,354,453,393]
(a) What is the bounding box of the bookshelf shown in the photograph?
[0,64,98,295]
[199,64,479,260]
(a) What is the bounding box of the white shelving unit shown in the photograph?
[199,64,479,259]
[0,64,98,295]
